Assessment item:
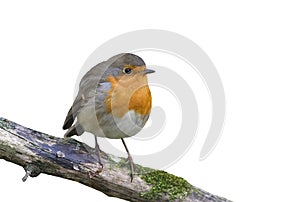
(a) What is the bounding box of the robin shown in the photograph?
[62,53,155,181]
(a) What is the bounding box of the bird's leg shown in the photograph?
[94,136,103,169]
[88,136,104,178]
[121,138,134,182]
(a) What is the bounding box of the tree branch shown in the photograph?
[0,117,231,202]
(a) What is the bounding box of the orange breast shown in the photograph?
[129,85,152,115]
[105,75,152,117]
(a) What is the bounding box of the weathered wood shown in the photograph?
[0,117,231,202]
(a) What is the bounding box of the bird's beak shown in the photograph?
[142,69,155,74]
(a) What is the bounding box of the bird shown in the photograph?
[62,53,155,181]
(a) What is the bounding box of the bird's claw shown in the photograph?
[125,156,134,182]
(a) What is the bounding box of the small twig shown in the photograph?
[22,164,41,182]
[22,169,31,182]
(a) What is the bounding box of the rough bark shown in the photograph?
[0,117,231,202]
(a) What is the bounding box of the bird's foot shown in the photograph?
[125,155,135,182]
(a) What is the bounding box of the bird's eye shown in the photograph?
[123,67,132,74]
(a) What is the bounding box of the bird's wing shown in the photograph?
[62,94,83,130]
[62,61,109,130]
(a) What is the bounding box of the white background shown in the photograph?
[0,1,300,201]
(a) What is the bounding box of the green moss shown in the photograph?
[107,156,191,201]
[134,163,155,175]
[140,170,192,201]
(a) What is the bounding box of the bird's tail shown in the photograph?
[64,123,84,138]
